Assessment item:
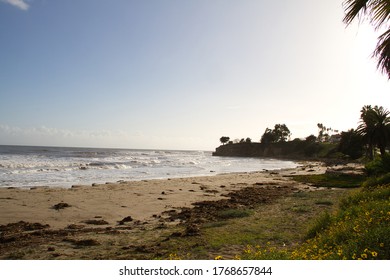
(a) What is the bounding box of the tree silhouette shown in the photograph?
[261,128,276,144]
[273,124,291,142]
[357,105,390,158]
[306,135,317,143]
[338,129,364,159]
[261,124,291,143]
[220,136,230,145]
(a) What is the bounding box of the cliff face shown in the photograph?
[212,141,337,160]
[212,143,286,158]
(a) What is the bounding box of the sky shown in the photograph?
[0,0,389,151]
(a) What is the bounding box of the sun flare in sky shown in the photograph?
[0,0,388,150]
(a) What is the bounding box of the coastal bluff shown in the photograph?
[212,141,339,160]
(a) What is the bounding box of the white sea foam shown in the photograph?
[0,145,298,188]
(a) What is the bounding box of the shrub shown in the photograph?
[293,173,366,188]
[365,153,390,176]
[305,211,332,239]
[238,244,289,260]
[238,185,390,260]
[292,185,390,260]
[304,143,320,157]
[362,173,390,188]
[338,129,364,159]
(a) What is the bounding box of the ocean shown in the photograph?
[0,145,298,188]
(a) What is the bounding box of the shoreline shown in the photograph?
[0,162,324,229]
[0,161,361,259]
[0,151,299,190]
[0,159,302,190]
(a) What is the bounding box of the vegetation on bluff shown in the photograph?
[261,124,291,144]
[237,173,390,260]
[215,104,389,162]
[213,103,390,260]
[197,1,390,260]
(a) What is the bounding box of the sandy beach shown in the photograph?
[1,161,356,259]
[0,162,325,228]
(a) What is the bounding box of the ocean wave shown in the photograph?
[0,146,298,188]
[87,162,133,170]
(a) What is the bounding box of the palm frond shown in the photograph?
[343,0,370,25]
[373,28,390,79]
[343,0,390,27]
[369,0,390,29]
[343,1,390,79]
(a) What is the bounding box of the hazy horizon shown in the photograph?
[1,0,389,151]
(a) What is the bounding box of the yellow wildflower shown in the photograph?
[168,253,181,260]
[371,251,378,257]
[361,253,368,259]
[214,256,223,260]
[244,245,252,254]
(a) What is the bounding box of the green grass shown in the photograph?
[291,205,311,213]
[203,221,229,228]
[217,209,252,219]
[362,173,390,188]
[294,185,390,260]
[304,211,332,239]
[238,184,390,260]
[314,200,334,206]
[159,189,347,259]
[293,173,366,188]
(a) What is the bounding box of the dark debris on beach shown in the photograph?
[163,184,297,237]
[0,183,301,259]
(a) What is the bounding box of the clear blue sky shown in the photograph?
[0,0,389,150]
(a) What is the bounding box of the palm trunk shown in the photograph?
[367,143,374,160]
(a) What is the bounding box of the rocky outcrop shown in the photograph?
[212,142,298,158]
[212,141,338,160]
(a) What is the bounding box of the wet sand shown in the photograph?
[0,162,325,229]
[2,161,357,259]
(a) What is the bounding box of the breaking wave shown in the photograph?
[0,146,297,188]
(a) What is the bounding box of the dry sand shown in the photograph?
[0,162,325,230]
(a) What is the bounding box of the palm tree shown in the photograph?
[358,105,375,158]
[357,105,390,158]
[343,0,390,79]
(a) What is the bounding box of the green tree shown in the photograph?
[317,123,336,142]
[338,129,364,159]
[343,0,390,79]
[220,136,230,145]
[357,105,390,158]
[261,124,291,143]
[261,128,276,144]
[306,134,317,143]
[273,124,291,142]
[317,123,326,142]
[359,105,375,158]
